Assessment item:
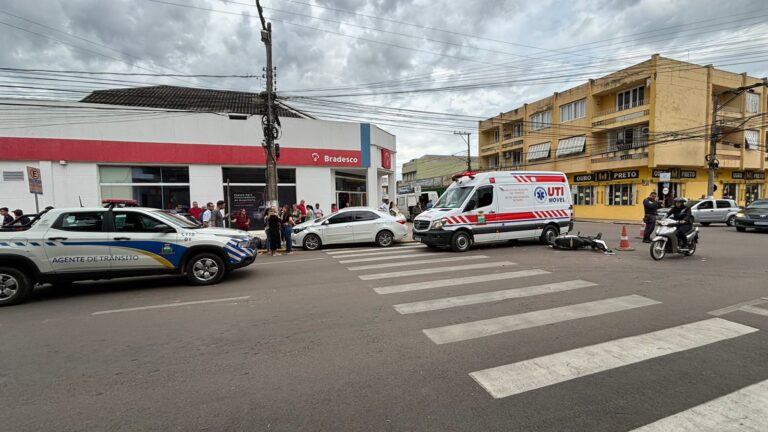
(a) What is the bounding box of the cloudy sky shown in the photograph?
[1,0,767,173]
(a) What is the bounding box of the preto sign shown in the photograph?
[732,171,766,180]
[652,168,697,179]
[573,170,639,183]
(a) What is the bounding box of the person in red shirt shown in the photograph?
[231,208,251,231]
[297,200,307,222]
[188,201,204,221]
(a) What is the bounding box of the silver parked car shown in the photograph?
[658,199,741,226]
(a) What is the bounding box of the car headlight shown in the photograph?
[293,227,306,234]
[735,212,745,218]
[237,240,249,248]
[431,219,444,230]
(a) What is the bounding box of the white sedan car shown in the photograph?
[292,207,408,250]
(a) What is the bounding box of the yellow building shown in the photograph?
[478,55,768,221]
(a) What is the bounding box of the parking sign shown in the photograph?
[27,166,43,194]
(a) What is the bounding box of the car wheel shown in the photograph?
[726,215,736,227]
[303,234,322,251]
[700,222,710,227]
[0,267,33,306]
[540,225,559,245]
[375,230,394,248]
[451,231,471,252]
[186,253,225,286]
[736,226,747,232]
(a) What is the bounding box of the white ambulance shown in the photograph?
[412,171,573,252]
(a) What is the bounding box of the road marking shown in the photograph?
[329,247,428,259]
[338,253,435,263]
[630,378,768,431]
[424,295,659,344]
[92,296,251,315]
[252,257,326,265]
[359,261,517,281]
[739,305,768,317]
[469,318,758,399]
[393,280,597,314]
[373,269,550,294]
[708,298,768,316]
[325,245,424,255]
[348,255,487,271]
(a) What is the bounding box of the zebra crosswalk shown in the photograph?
[324,243,768,428]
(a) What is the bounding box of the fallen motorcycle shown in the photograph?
[551,232,612,253]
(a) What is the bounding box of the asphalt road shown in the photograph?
[3,222,768,431]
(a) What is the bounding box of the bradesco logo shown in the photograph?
[534,186,567,204]
[323,154,359,164]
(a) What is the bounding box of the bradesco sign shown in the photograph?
[574,170,640,183]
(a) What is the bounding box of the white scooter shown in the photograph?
[650,218,699,260]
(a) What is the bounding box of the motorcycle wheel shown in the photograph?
[650,240,666,261]
[684,240,697,256]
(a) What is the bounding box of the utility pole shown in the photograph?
[256,0,279,209]
[453,131,472,171]
[707,82,767,198]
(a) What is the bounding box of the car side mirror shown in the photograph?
[154,223,175,233]
[322,220,330,225]
[464,199,477,212]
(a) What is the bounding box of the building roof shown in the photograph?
[80,85,310,118]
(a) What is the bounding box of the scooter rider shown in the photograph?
[666,197,693,247]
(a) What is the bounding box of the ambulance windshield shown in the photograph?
[435,186,473,209]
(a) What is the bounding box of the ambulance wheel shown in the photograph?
[451,231,471,252]
[540,225,559,245]
[0,267,33,307]
[186,253,225,286]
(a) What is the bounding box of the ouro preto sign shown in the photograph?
[573,170,639,183]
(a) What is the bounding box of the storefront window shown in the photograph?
[221,168,297,229]
[606,184,635,206]
[99,166,190,210]
[573,185,595,205]
[722,183,738,201]
[336,173,367,209]
[745,184,760,205]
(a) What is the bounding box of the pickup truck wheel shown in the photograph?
[186,253,225,286]
[0,267,32,306]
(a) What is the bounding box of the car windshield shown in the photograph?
[152,210,204,229]
[748,200,768,209]
[435,186,473,209]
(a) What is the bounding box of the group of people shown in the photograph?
[0,207,30,228]
[262,200,326,256]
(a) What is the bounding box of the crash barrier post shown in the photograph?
[617,225,635,251]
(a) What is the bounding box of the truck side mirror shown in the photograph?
[464,199,477,212]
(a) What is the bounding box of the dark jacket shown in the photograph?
[667,205,692,224]
[642,197,660,216]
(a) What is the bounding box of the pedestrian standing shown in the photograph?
[0,207,13,226]
[642,191,661,243]
[331,203,338,214]
[314,203,324,218]
[188,201,203,221]
[266,207,281,256]
[281,204,295,255]
[171,203,183,214]
[262,207,271,251]
[231,208,250,231]
[208,200,225,228]
[306,204,316,221]
[296,200,307,223]
[379,199,389,212]
[202,202,215,227]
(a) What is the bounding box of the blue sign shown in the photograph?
[534,187,547,203]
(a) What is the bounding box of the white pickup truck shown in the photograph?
[0,202,257,306]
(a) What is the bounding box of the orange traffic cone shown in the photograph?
[636,223,645,239]
[617,226,635,251]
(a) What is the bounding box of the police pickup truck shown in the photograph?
[0,200,257,306]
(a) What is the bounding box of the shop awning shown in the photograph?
[556,136,586,157]
[527,142,551,162]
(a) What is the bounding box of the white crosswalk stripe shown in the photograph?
[469,318,758,399]
[392,280,598,314]
[338,253,436,264]
[347,256,487,271]
[331,248,432,259]
[325,244,424,255]
[423,295,660,344]
[358,261,516,281]
[630,378,768,431]
[373,269,550,295]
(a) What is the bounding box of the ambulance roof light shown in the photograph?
[451,171,477,181]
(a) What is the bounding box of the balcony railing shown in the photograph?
[592,139,648,155]
[593,99,649,118]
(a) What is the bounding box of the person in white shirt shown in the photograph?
[379,199,389,213]
[202,202,214,227]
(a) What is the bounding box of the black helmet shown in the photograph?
[673,197,687,205]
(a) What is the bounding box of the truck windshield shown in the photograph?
[435,186,473,209]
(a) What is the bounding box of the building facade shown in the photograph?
[400,154,478,194]
[478,55,768,221]
[0,91,396,228]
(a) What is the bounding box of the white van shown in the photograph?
[412,171,573,252]
[397,191,440,221]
